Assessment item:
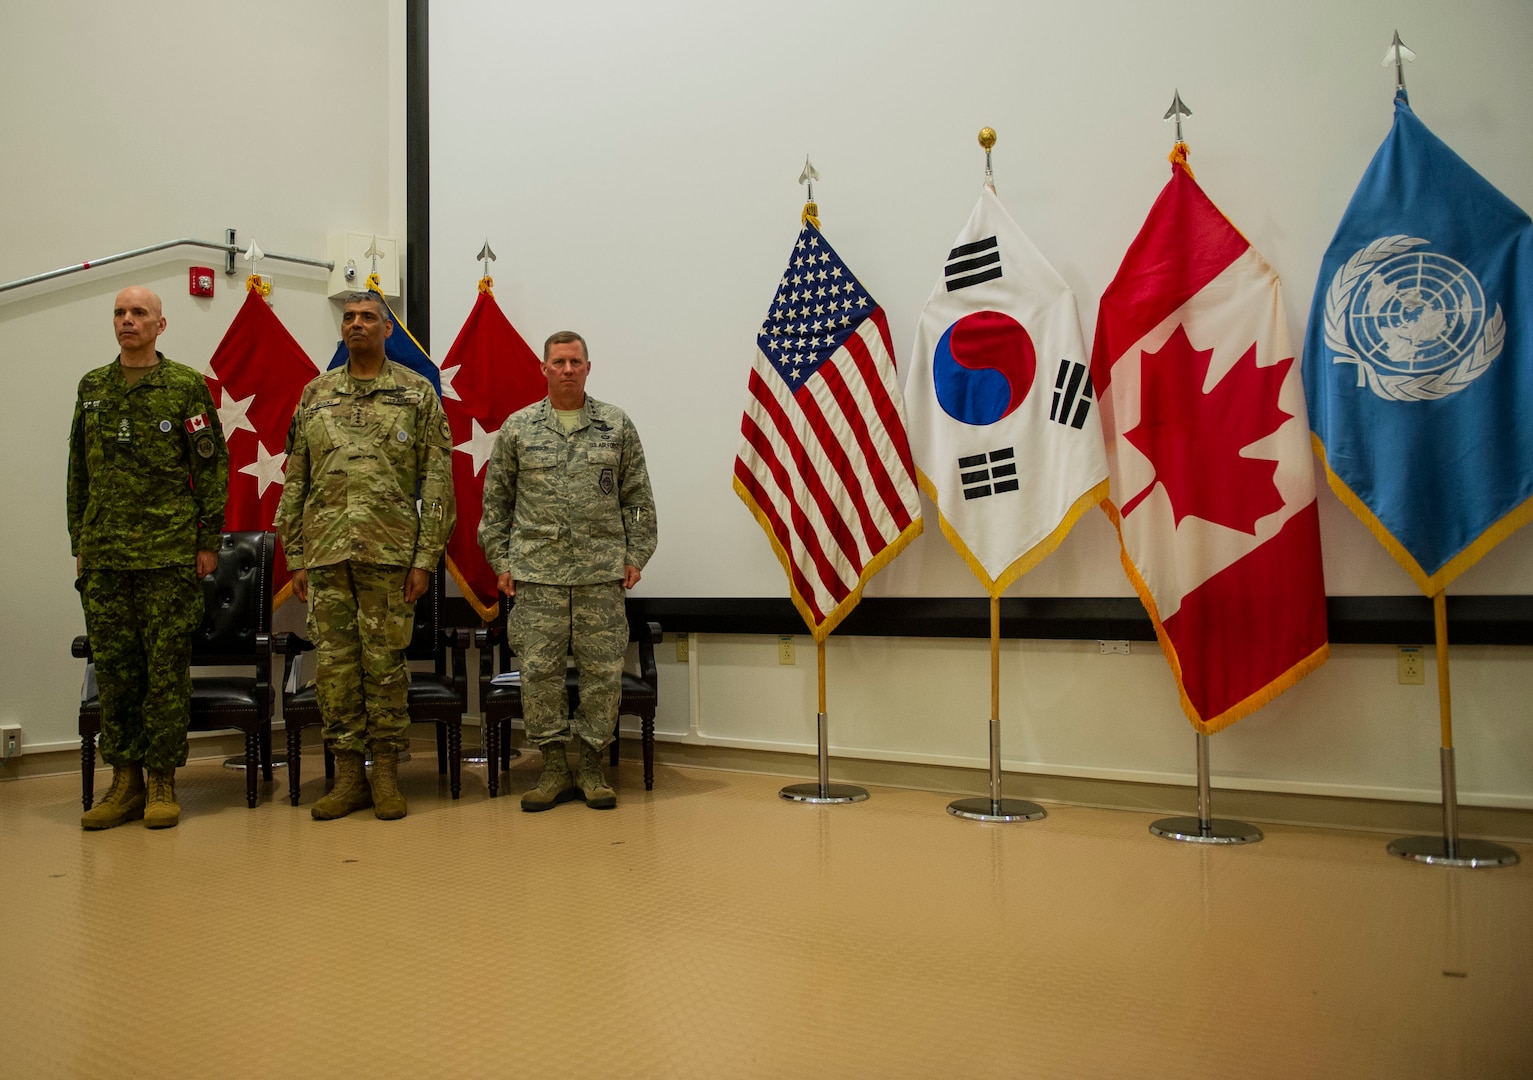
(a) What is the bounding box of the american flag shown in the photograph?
[734,222,923,640]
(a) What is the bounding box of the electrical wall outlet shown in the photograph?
[1,724,21,759]
[778,636,795,665]
[1099,640,1131,655]
[675,635,689,663]
[1397,646,1425,685]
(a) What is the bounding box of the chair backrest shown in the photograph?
[405,558,446,662]
[193,531,274,665]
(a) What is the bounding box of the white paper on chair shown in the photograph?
[81,662,98,702]
[491,671,521,686]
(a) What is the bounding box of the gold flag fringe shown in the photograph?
[1169,142,1195,179]
[801,202,820,230]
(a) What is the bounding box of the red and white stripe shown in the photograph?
[735,308,922,637]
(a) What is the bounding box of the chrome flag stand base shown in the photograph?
[1150,734,1261,845]
[1388,748,1518,868]
[780,711,867,804]
[948,797,1045,823]
[947,712,1045,823]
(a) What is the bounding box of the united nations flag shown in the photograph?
[1304,92,1533,594]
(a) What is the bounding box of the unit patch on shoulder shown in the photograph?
[195,434,217,459]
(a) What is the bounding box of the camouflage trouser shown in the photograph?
[512,580,627,751]
[80,566,203,771]
[307,561,414,754]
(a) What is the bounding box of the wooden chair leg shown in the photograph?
[261,725,274,781]
[287,726,304,806]
[642,715,655,791]
[485,719,499,798]
[81,736,95,811]
[243,731,259,807]
[448,724,462,799]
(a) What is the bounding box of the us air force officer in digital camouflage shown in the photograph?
[477,330,657,812]
[275,291,455,821]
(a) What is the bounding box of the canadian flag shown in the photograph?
[438,286,545,620]
[1091,159,1329,732]
[206,288,320,606]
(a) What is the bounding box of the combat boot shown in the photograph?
[521,742,578,812]
[369,745,408,820]
[575,740,617,810]
[311,749,373,820]
[80,762,146,830]
[144,768,181,829]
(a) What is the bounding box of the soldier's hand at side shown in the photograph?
[196,550,219,578]
[292,569,309,603]
[623,564,641,589]
[404,567,430,603]
[497,572,515,597]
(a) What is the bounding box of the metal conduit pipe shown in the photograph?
[0,233,334,295]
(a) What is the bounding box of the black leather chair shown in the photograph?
[476,599,660,797]
[75,531,276,810]
[276,560,469,805]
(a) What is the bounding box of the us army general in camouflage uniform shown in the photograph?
[274,292,455,821]
[69,286,228,831]
[478,330,657,812]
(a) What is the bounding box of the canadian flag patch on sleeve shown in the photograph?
[184,413,209,433]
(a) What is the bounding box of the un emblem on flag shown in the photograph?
[1324,235,1504,402]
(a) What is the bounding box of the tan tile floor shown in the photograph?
[2,751,1530,1079]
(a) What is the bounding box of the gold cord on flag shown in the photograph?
[365,271,383,293]
[1169,141,1195,179]
[245,274,271,297]
[801,201,820,229]
[477,275,495,296]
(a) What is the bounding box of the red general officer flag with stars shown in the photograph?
[1092,153,1328,733]
[206,286,320,607]
[734,218,923,641]
[439,282,544,620]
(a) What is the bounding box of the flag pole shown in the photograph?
[780,636,868,804]
[1386,591,1518,867]
[1150,733,1261,844]
[947,593,1046,823]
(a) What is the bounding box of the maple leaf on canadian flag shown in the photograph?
[206,287,320,606]
[438,286,545,620]
[1091,159,1329,733]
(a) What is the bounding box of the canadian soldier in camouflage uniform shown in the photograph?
[275,292,455,821]
[478,330,658,812]
[69,286,229,830]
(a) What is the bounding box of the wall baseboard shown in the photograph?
[9,727,1528,844]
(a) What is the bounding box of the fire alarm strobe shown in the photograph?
[189,266,215,297]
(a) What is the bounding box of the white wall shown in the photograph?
[0,1,407,755]
[431,0,1533,807]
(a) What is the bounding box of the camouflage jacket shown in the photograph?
[67,354,228,570]
[478,395,657,585]
[274,361,455,572]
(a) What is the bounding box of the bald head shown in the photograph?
[113,286,166,362]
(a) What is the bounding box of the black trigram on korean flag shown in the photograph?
[959,447,1018,500]
[1050,359,1093,429]
[944,236,1002,292]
